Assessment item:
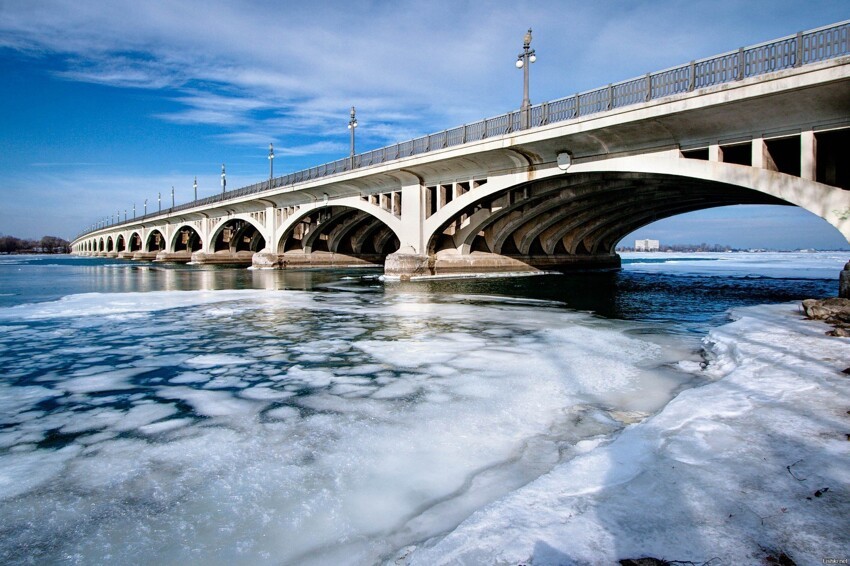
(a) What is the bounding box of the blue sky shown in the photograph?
[0,0,847,249]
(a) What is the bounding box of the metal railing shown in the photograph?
[77,20,849,240]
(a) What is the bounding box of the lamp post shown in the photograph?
[221,163,226,195]
[348,106,357,167]
[144,199,148,216]
[124,209,127,222]
[193,176,198,201]
[171,186,175,208]
[515,28,536,129]
[133,203,136,219]
[268,143,274,190]
[158,192,161,212]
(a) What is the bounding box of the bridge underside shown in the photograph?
[254,205,401,269]
[387,172,788,279]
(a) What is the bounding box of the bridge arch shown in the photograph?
[106,236,114,252]
[145,230,166,253]
[128,232,143,252]
[115,234,126,252]
[422,156,847,269]
[169,224,203,253]
[210,217,266,254]
[276,202,402,258]
[569,152,850,242]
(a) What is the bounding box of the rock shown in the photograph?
[801,298,850,322]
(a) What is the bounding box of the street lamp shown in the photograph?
[221,163,226,195]
[171,186,175,208]
[144,199,148,216]
[515,28,536,129]
[348,106,357,167]
[158,192,161,212]
[268,143,274,190]
[194,176,198,201]
[124,209,127,222]
[133,203,136,219]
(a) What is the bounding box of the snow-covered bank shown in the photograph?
[403,303,850,566]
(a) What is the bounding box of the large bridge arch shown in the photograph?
[568,151,850,241]
[424,153,850,261]
[276,201,403,258]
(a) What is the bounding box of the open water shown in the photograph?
[0,252,843,565]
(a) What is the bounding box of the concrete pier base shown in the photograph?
[252,251,382,270]
[384,253,434,280]
[840,261,850,298]
[117,252,135,260]
[131,252,159,261]
[384,251,621,280]
[154,251,192,263]
[190,251,255,266]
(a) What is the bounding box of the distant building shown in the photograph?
[635,239,660,251]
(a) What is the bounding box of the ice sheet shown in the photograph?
[403,303,850,565]
[0,288,701,565]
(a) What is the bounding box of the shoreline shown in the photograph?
[402,302,850,565]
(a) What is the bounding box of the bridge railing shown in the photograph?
[77,20,849,240]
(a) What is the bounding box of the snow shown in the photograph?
[623,251,847,279]
[403,303,850,565]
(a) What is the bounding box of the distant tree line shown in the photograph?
[0,235,70,254]
[617,243,732,252]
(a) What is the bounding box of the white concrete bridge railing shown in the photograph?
[73,21,850,279]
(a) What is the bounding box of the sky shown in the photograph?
[0,0,847,250]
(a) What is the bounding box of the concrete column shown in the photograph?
[252,205,280,268]
[801,130,817,181]
[709,144,723,162]
[385,173,431,279]
[398,177,424,253]
[265,205,276,252]
[752,138,778,171]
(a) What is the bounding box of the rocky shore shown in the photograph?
[802,297,850,336]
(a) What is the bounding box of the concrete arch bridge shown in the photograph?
[73,23,850,279]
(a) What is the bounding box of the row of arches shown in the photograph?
[76,207,401,260]
[74,165,847,271]
[77,220,263,256]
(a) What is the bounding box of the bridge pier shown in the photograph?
[131,252,159,261]
[190,251,255,266]
[384,251,621,280]
[252,251,382,269]
[840,262,850,299]
[154,251,193,263]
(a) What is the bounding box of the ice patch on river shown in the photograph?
[402,303,850,565]
[0,288,699,565]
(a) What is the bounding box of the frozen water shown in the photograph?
[623,251,846,279]
[0,287,700,564]
[403,303,850,565]
[0,252,845,564]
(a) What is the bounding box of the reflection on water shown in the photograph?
[0,255,835,334]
